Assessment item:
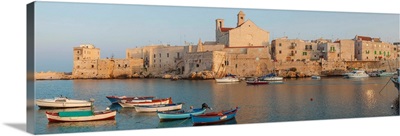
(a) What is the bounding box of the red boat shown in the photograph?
[106,96,154,104]
[118,97,172,108]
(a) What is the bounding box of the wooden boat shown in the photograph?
[36,97,91,108]
[118,97,172,108]
[106,96,154,104]
[135,103,183,113]
[191,107,239,126]
[157,103,211,121]
[45,110,116,122]
[215,74,239,83]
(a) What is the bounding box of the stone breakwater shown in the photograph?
[35,60,399,80]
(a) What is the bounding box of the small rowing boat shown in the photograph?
[36,96,91,108]
[106,96,154,104]
[191,107,239,126]
[46,110,116,122]
[157,103,211,121]
[118,97,172,108]
[135,103,183,113]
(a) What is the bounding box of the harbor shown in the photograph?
[34,76,398,134]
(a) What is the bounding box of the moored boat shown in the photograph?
[346,70,369,78]
[215,74,240,83]
[246,80,269,85]
[135,103,183,113]
[45,110,116,122]
[191,107,239,126]
[106,96,154,104]
[157,103,211,121]
[118,97,172,108]
[36,96,92,108]
[262,73,283,81]
[311,75,321,79]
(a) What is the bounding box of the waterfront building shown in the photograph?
[271,37,319,62]
[354,35,397,61]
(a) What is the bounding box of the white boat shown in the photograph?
[118,97,172,108]
[135,103,183,113]
[36,97,92,108]
[311,76,321,79]
[215,75,239,83]
[262,73,283,81]
[346,70,369,78]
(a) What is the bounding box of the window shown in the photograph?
[77,65,80,69]
[167,53,169,57]
[124,64,127,68]
[241,17,243,19]
[159,53,161,57]
[279,50,282,54]
[77,57,80,60]
[77,51,80,54]
[196,64,199,67]
[235,64,238,68]
[154,54,156,58]
[279,43,282,46]
[177,52,180,58]
[302,52,307,56]
[379,51,382,55]
[199,59,201,63]
[91,65,94,68]
[374,51,377,54]
[118,64,121,67]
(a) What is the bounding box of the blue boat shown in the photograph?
[191,107,239,126]
[157,103,210,121]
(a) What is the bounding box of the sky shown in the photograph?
[34,1,399,72]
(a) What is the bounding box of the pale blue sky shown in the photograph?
[34,2,399,72]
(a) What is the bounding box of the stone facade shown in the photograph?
[354,35,397,61]
[271,37,319,62]
[72,44,143,79]
[216,11,270,47]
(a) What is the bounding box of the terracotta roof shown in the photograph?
[220,27,234,32]
[356,36,372,41]
[334,40,340,43]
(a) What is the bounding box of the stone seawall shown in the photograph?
[35,72,72,80]
[36,60,399,80]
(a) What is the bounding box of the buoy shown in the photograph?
[391,105,394,109]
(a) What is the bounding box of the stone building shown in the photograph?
[72,44,143,79]
[354,35,397,61]
[271,37,319,62]
[215,11,270,47]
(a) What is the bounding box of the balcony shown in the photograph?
[289,45,296,49]
[329,49,336,53]
[288,53,295,56]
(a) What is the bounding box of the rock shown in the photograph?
[162,74,172,79]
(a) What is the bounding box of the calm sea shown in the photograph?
[34,77,399,134]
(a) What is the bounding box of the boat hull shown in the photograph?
[135,103,183,113]
[215,78,239,83]
[191,107,239,126]
[46,111,116,122]
[246,81,269,85]
[118,98,171,108]
[263,77,283,81]
[157,108,206,121]
[106,96,154,104]
[36,99,91,108]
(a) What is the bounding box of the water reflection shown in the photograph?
[35,77,398,134]
[47,120,116,128]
